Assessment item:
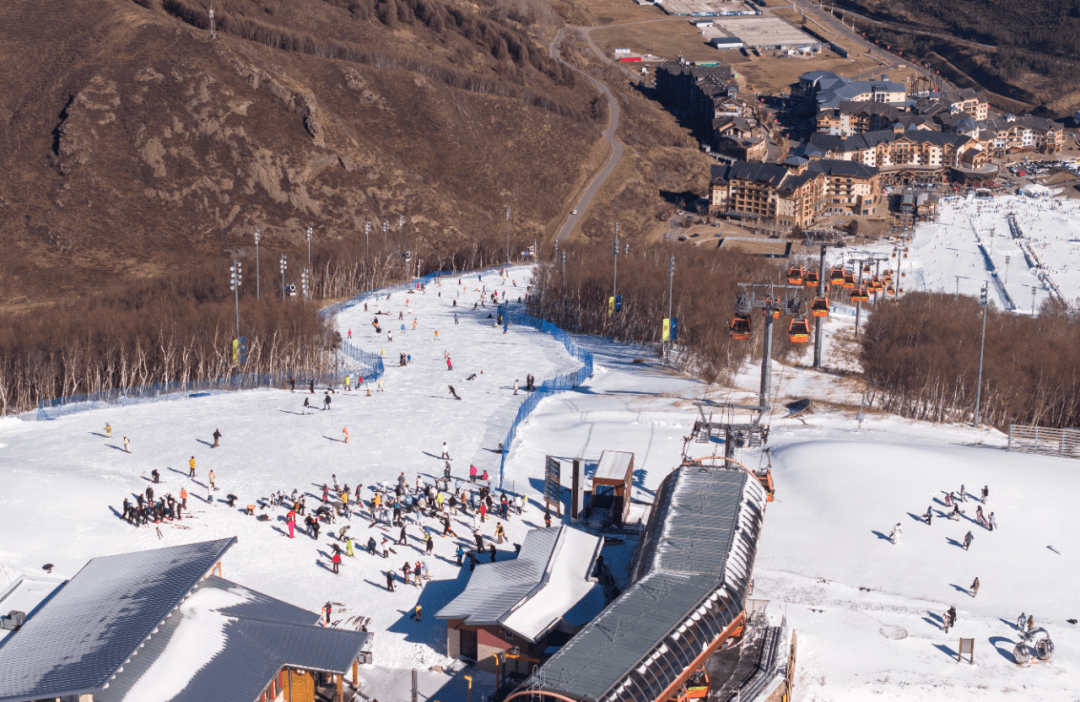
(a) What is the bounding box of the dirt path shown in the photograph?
[550,28,625,243]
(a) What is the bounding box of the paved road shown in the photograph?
[550,28,625,244]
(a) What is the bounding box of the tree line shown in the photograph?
[861,292,1080,429]
[0,229,515,416]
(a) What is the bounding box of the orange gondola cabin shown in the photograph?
[789,318,810,342]
[811,297,829,317]
[730,315,752,340]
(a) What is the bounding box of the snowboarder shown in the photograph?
[513,379,519,395]
[322,393,331,410]
[963,531,973,551]
[212,428,222,448]
[105,422,112,438]
[449,385,460,400]
[302,397,311,414]
[151,468,160,484]
[123,436,131,453]
[188,456,196,478]
[971,577,980,597]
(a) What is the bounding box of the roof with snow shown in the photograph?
[436,526,603,643]
[0,538,236,702]
[0,539,371,702]
[593,451,634,484]
[521,463,766,702]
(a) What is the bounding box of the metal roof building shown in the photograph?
[517,463,766,702]
[437,526,603,643]
[0,538,371,702]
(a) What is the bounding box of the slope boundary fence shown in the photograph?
[497,311,595,489]
[1007,424,1080,459]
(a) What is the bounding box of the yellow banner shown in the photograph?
[662,318,670,341]
[608,296,614,316]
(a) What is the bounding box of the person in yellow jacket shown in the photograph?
[188,456,196,478]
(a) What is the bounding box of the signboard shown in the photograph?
[231,336,248,364]
[670,316,678,341]
[545,456,562,516]
[615,295,622,312]
[662,318,671,341]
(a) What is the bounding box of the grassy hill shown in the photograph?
[0,0,608,307]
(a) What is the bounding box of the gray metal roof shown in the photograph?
[0,538,235,702]
[436,527,560,625]
[523,464,766,702]
[94,576,368,702]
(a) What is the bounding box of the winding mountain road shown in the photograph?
[550,28,625,243]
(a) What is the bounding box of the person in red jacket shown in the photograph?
[331,551,342,574]
[286,509,297,539]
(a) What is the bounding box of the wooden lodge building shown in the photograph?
[0,538,371,702]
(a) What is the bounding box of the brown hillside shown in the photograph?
[0,0,603,308]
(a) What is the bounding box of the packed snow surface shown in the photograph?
[2,261,1078,701]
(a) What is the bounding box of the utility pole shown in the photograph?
[279,254,287,301]
[973,283,988,427]
[254,228,261,300]
[561,249,567,326]
[383,220,388,245]
[229,260,242,345]
[1031,286,1037,315]
[505,207,512,264]
[364,221,371,288]
[301,268,310,304]
[667,254,675,361]
[813,244,826,369]
[611,222,619,339]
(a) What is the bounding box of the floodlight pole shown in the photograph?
[229,260,242,345]
[506,207,511,264]
[279,254,287,302]
[855,259,864,338]
[973,283,988,427]
[254,228,261,300]
[364,221,371,289]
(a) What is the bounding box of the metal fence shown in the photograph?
[1008,424,1080,459]
[497,311,595,488]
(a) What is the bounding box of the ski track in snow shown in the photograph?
[2,247,1080,700]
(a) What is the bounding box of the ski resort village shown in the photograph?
[3,189,1080,702]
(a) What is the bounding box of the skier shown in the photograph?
[368,537,378,556]
[923,506,932,525]
[323,602,333,624]
[950,503,961,521]
[180,487,188,510]
[513,379,519,395]
[479,502,487,523]
[456,545,465,566]
[151,468,160,484]
[286,509,297,538]
[446,357,453,371]
[348,328,352,339]
[302,397,311,415]
[105,422,112,438]
[944,492,953,508]
[331,551,342,574]
[343,427,350,445]
[489,543,497,562]
[398,523,407,546]
[514,494,523,515]
[495,523,506,544]
[345,375,351,392]
[123,436,131,453]
[959,484,967,502]
[963,531,973,551]
[385,571,396,592]
[425,532,434,554]
[1017,612,1026,632]
[402,562,412,585]
[441,442,450,460]
[971,577,980,597]
[981,485,989,502]
[989,512,997,531]
[448,385,460,400]
[469,464,478,483]
[944,606,957,633]
[188,456,196,478]
[322,393,332,411]
[212,428,222,448]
